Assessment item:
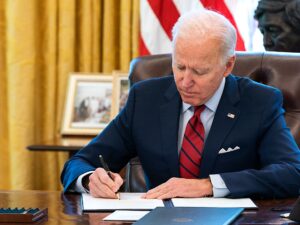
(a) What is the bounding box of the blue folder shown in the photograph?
[133,207,244,225]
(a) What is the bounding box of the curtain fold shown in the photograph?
[0,0,10,190]
[0,0,139,190]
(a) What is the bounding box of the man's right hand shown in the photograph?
[86,168,123,198]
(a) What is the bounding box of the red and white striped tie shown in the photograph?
[179,105,205,178]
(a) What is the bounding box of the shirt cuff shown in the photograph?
[73,171,94,193]
[209,174,230,198]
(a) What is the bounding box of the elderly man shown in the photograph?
[255,0,300,52]
[61,9,300,199]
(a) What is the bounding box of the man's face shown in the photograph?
[258,11,300,52]
[172,37,235,106]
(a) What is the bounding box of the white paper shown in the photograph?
[172,197,257,208]
[82,192,164,211]
[103,210,150,221]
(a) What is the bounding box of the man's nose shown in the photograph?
[182,71,194,88]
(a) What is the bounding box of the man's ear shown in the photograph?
[223,55,236,77]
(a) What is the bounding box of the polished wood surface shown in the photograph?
[27,137,92,152]
[0,190,298,225]
[0,190,122,225]
[26,137,93,158]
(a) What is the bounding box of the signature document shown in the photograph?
[81,193,164,211]
[172,197,257,208]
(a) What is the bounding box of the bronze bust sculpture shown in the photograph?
[254,0,300,52]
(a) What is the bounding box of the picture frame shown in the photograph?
[112,71,130,117]
[61,73,113,135]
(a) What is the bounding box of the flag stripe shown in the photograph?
[201,0,245,50]
[147,0,180,40]
[140,0,248,55]
[140,0,172,54]
[139,33,150,56]
[173,0,203,14]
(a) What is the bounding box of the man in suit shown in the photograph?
[61,9,300,199]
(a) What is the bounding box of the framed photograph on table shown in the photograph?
[61,73,113,135]
[112,71,129,117]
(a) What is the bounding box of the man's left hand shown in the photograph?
[142,177,213,199]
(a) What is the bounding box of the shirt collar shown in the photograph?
[182,77,226,113]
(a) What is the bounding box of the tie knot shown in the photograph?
[194,105,205,117]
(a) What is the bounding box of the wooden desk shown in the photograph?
[27,137,93,157]
[0,190,298,225]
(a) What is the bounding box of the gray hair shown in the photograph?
[172,9,237,62]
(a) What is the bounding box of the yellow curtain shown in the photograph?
[0,0,9,189]
[0,0,139,190]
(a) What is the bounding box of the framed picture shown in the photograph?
[61,73,113,135]
[112,71,129,117]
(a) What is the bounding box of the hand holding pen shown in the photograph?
[98,155,121,199]
[87,155,123,199]
[98,155,114,179]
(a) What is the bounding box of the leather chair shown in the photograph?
[124,51,300,192]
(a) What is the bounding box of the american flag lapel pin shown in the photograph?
[227,113,235,119]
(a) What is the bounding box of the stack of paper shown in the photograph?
[81,193,164,211]
[81,192,257,221]
[172,197,257,208]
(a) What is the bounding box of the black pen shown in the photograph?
[99,155,120,199]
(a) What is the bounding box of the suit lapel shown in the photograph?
[160,80,182,178]
[200,75,241,177]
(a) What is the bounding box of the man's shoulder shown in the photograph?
[232,74,280,95]
[228,74,282,108]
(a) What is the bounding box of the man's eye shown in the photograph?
[193,69,208,76]
[194,70,203,75]
[177,65,185,71]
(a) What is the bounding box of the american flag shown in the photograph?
[140,0,263,55]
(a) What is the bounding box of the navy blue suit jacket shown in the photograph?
[61,75,300,198]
